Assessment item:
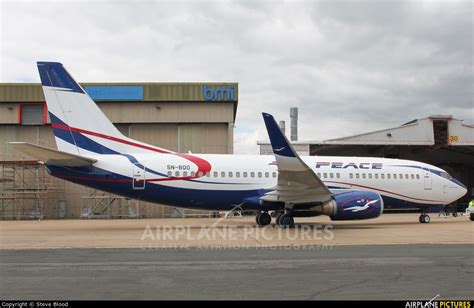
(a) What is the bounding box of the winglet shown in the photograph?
[261,112,332,197]
[262,112,296,158]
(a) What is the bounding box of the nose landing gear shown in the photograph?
[419,209,431,224]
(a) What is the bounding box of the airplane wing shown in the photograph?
[8,142,97,167]
[260,113,332,205]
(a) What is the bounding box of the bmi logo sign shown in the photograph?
[203,85,235,101]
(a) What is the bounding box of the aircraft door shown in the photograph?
[423,168,432,190]
[133,163,146,190]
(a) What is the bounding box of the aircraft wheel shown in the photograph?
[422,215,430,224]
[277,213,294,228]
[256,212,271,226]
[419,215,423,223]
[276,213,284,225]
[470,213,474,221]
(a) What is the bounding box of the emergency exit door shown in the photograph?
[423,168,432,190]
[133,164,146,190]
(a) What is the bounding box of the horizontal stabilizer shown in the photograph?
[8,142,97,167]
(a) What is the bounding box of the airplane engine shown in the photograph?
[313,191,384,221]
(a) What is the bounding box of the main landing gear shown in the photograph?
[276,212,295,228]
[255,211,295,228]
[419,210,431,224]
[256,212,272,226]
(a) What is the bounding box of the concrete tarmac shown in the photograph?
[1,214,473,249]
[0,245,473,300]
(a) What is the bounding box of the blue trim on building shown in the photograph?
[84,86,144,101]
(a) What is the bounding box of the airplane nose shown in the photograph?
[459,186,468,199]
[453,178,467,199]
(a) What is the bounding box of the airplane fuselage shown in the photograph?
[45,153,467,211]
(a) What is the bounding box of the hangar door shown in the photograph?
[422,168,432,190]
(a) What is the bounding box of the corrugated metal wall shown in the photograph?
[0,82,237,218]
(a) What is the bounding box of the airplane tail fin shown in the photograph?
[37,62,170,156]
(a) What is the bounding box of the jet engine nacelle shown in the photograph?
[314,191,384,221]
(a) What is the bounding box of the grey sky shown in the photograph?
[1,0,472,153]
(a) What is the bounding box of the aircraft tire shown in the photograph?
[422,215,430,224]
[277,214,294,228]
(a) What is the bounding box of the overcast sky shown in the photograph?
[1,0,472,154]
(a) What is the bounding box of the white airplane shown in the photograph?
[9,62,467,226]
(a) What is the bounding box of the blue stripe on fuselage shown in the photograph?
[46,165,268,210]
[45,164,441,211]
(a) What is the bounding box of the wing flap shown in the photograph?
[8,142,97,167]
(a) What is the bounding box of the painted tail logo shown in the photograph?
[274,147,285,152]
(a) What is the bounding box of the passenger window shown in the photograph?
[191,171,195,177]
[258,172,262,178]
[213,171,218,177]
[229,172,233,178]
[375,174,379,179]
[411,174,414,180]
[206,172,210,177]
[416,174,420,180]
[393,174,397,179]
[265,172,269,178]
[381,174,385,179]
[323,173,327,178]
[329,173,334,178]
[368,173,372,179]
[362,173,366,179]
[221,172,225,178]
[336,173,340,179]
[272,172,277,178]
[175,171,180,177]
[167,171,172,177]
[399,174,403,179]
[251,172,255,178]
[243,172,248,178]
[355,173,360,179]
[317,173,321,178]
[387,174,391,179]
[349,173,353,179]
[236,172,240,178]
[183,171,188,177]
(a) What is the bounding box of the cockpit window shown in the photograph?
[439,172,452,180]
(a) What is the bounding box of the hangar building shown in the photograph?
[259,115,474,209]
[0,82,238,219]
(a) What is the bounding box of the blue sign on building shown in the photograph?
[84,86,144,101]
[203,85,234,101]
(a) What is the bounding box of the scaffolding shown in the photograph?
[0,160,65,219]
[81,188,139,219]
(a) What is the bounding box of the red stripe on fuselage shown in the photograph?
[51,123,212,180]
